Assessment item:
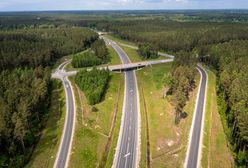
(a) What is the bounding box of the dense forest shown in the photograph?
[200,40,248,167]
[1,10,248,30]
[0,68,50,167]
[75,68,109,105]
[72,39,109,68]
[0,27,98,167]
[0,28,98,70]
[97,20,248,53]
[72,51,102,68]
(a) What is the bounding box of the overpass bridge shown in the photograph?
[108,59,173,71]
[52,58,174,79]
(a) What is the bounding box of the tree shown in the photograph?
[138,44,158,59]
[91,39,109,62]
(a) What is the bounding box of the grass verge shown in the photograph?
[26,80,66,168]
[107,45,122,65]
[68,73,124,168]
[137,63,200,168]
[201,67,233,168]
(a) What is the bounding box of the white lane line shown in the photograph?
[124,142,130,168]
[124,152,130,157]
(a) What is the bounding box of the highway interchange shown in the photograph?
[52,36,208,168]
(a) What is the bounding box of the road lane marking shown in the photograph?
[124,152,130,158]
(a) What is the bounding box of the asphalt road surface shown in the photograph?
[185,65,208,168]
[107,39,140,168]
[53,62,75,168]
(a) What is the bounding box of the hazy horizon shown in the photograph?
[0,0,248,12]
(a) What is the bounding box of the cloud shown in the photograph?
[142,0,164,3]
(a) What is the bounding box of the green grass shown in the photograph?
[138,76,148,168]
[108,45,122,65]
[137,63,200,168]
[121,45,142,62]
[69,73,124,167]
[105,76,124,168]
[202,67,233,168]
[26,80,66,168]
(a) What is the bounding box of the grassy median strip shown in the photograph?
[108,45,122,65]
[26,80,66,168]
[202,67,233,168]
[69,73,124,168]
[137,63,200,168]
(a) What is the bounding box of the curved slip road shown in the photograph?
[52,62,76,168]
[185,64,208,168]
[106,38,141,168]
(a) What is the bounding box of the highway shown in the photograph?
[106,38,141,168]
[51,36,207,168]
[52,62,76,168]
[185,65,208,168]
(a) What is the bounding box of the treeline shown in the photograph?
[0,28,98,70]
[0,67,50,167]
[98,20,248,53]
[75,68,109,105]
[201,40,248,167]
[1,11,248,30]
[72,39,109,68]
[137,44,158,59]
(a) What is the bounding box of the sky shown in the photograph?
[0,0,248,11]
